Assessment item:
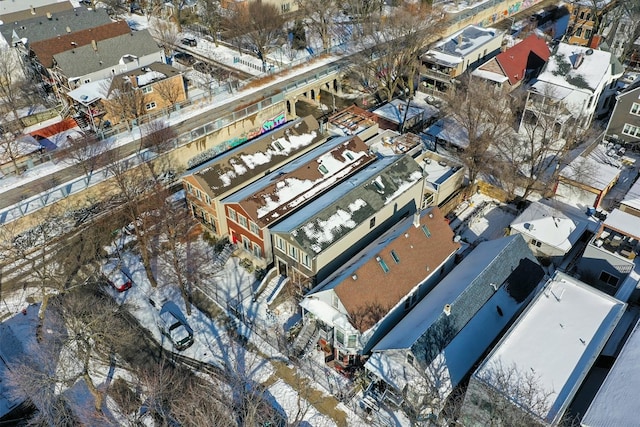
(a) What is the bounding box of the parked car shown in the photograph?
[158,304,194,351]
[181,37,197,47]
[173,52,195,66]
[101,260,133,292]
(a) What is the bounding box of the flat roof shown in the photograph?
[475,272,625,424]
[559,145,621,191]
[621,177,640,211]
[603,209,640,240]
[582,318,640,426]
[372,99,425,125]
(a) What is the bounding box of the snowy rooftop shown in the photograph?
[367,130,422,157]
[603,209,640,240]
[559,144,621,191]
[582,318,640,426]
[271,155,424,255]
[510,201,587,253]
[423,26,501,66]
[67,79,108,105]
[416,152,463,191]
[474,271,625,425]
[621,177,640,211]
[372,99,426,125]
[424,117,470,149]
[222,135,375,226]
[534,43,612,94]
[327,105,378,137]
[191,116,324,194]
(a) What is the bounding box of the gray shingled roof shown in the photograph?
[410,235,544,367]
[0,6,112,45]
[53,29,161,78]
[271,155,423,254]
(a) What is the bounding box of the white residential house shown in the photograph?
[364,235,545,420]
[294,207,460,369]
[509,201,588,261]
[521,43,623,136]
[461,271,625,426]
[620,177,640,218]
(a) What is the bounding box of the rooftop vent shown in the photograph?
[66,26,71,33]
[585,48,594,55]
[352,274,357,281]
[443,304,452,316]
[31,7,36,15]
[46,12,52,20]
[91,39,97,51]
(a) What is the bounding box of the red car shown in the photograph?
[101,260,133,292]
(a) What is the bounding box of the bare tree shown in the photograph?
[149,17,181,56]
[349,300,391,333]
[0,48,28,123]
[62,133,108,185]
[347,4,446,103]
[296,0,341,50]
[442,76,517,189]
[200,0,224,46]
[140,120,177,153]
[102,76,147,126]
[154,76,185,111]
[225,2,285,73]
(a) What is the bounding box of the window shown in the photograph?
[281,3,290,12]
[573,8,578,15]
[531,239,542,247]
[83,78,91,84]
[345,152,354,161]
[390,250,400,264]
[238,215,248,228]
[599,271,620,287]
[289,245,298,260]
[369,217,376,228]
[273,141,284,151]
[228,208,237,222]
[276,236,285,251]
[377,256,389,273]
[145,101,157,110]
[142,86,153,94]
[252,243,262,258]
[407,353,414,365]
[631,103,640,116]
[575,27,583,37]
[318,164,329,175]
[585,29,592,39]
[332,294,339,309]
[301,252,311,268]
[623,123,640,138]
[404,292,418,311]
[195,189,202,200]
[242,236,250,251]
[579,10,585,19]
[585,13,591,21]
[335,329,345,345]
[205,194,211,205]
[249,221,260,235]
[186,182,193,194]
[348,334,357,348]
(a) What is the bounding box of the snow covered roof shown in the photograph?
[327,105,378,136]
[471,67,509,83]
[372,99,425,125]
[301,207,460,333]
[222,135,375,227]
[270,155,424,255]
[510,201,587,253]
[582,318,640,426]
[367,130,423,157]
[559,144,621,191]
[424,117,469,149]
[534,43,612,94]
[423,26,502,66]
[603,209,640,240]
[191,116,324,195]
[67,79,108,105]
[621,178,640,212]
[473,271,625,425]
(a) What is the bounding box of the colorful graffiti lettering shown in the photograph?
[476,0,541,27]
[187,111,287,169]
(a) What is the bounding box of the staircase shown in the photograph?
[292,319,319,356]
[212,243,235,272]
[74,114,90,130]
[257,275,289,305]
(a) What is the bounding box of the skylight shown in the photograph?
[390,250,400,264]
[318,164,329,175]
[422,224,431,238]
[376,256,390,273]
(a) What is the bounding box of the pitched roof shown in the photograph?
[474,271,625,425]
[52,29,161,78]
[192,116,323,196]
[582,318,640,427]
[496,34,550,86]
[0,6,111,45]
[29,21,131,68]
[0,1,73,23]
[372,235,543,354]
[510,201,587,253]
[223,135,375,227]
[271,155,425,255]
[306,207,459,333]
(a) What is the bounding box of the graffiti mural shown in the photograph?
[187,111,287,169]
[476,0,542,27]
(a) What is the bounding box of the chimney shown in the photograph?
[30,6,36,15]
[91,39,97,51]
[413,211,420,228]
[443,304,452,316]
[457,34,463,44]
[46,12,52,20]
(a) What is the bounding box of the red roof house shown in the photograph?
[472,34,550,89]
